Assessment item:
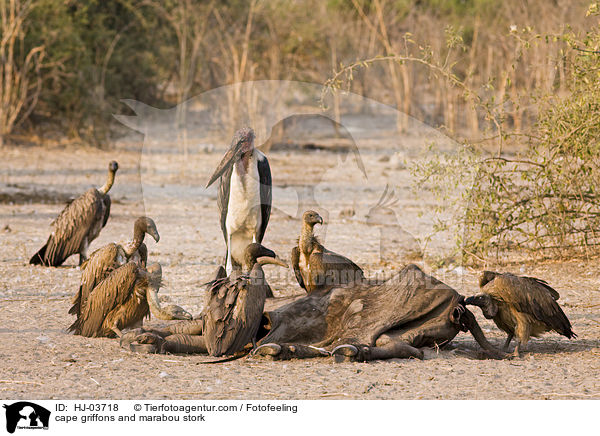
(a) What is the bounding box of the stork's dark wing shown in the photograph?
[75,262,138,337]
[483,274,575,338]
[291,246,306,291]
[256,151,272,244]
[216,164,233,246]
[33,189,103,266]
[69,243,121,318]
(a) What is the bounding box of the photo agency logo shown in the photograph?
[3,402,50,433]
[115,80,477,288]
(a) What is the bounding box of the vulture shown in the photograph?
[30,161,119,266]
[69,262,163,338]
[203,243,287,357]
[465,271,576,356]
[292,210,364,293]
[68,217,160,320]
[205,127,272,274]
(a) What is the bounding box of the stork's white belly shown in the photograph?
[225,156,262,238]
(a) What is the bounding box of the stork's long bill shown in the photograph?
[206,128,255,188]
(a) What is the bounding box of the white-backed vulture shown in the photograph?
[465,271,576,356]
[205,127,272,274]
[68,217,159,320]
[292,210,364,293]
[30,161,119,266]
[203,243,287,356]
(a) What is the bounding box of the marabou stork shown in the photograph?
[206,127,272,274]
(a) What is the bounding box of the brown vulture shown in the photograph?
[203,243,287,356]
[69,262,162,338]
[30,161,119,266]
[68,217,160,320]
[292,210,364,293]
[465,271,576,356]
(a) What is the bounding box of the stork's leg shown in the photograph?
[503,333,514,351]
[225,234,233,274]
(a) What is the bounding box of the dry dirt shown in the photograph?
[1,124,599,400]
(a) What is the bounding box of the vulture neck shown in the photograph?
[99,169,116,195]
[299,223,318,255]
[124,224,146,257]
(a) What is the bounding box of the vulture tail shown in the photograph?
[29,244,48,265]
[67,317,81,335]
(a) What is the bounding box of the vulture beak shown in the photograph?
[146,222,160,243]
[149,229,160,243]
[206,140,243,188]
[317,216,323,225]
[257,256,288,268]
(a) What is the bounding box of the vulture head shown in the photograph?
[108,160,119,174]
[302,210,324,227]
[464,294,498,319]
[243,243,288,271]
[135,216,160,243]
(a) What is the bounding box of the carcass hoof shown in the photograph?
[129,332,166,354]
[252,343,329,360]
[307,346,330,357]
[252,343,282,360]
[332,344,368,363]
[130,343,161,354]
[120,328,146,348]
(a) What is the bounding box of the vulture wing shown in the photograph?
[316,247,365,286]
[69,243,123,318]
[101,194,111,228]
[76,262,138,337]
[291,246,306,291]
[43,189,104,266]
[203,275,249,356]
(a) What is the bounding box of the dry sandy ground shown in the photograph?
[1,124,599,400]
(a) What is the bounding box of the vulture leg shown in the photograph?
[79,238,89,266]
[111,325,123,338]
[503,333,514,351]
[513,341,523,357]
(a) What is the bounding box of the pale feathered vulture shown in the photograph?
[292,210,364,293]
[206,127,272,274]
[68,217,159,320]
[465,271,576,356]
[203,243,287,357]
[30,161,118,266]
